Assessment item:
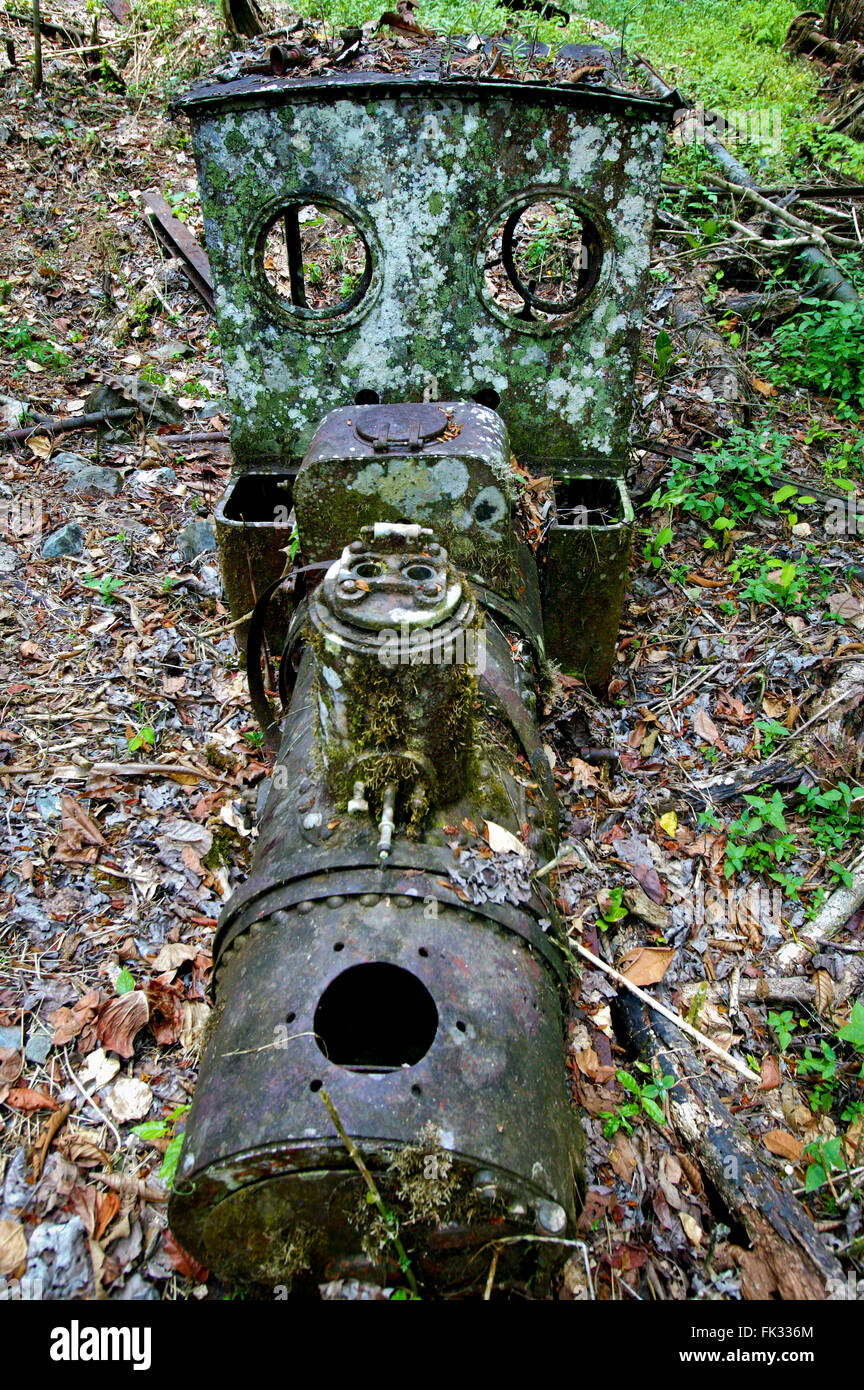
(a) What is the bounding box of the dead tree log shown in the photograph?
[616,991,845,1299]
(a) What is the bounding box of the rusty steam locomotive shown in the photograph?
[166,41,674,1294]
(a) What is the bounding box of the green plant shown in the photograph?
[84,573,124,604]
[653,427,792,535]
[127,724,156,754]
[598,1062,675,1137]
[131,1104,192,1188]
[0,323,68,375]
[798,1041,839,1114]
[644,524,673,569]
[795,782,864,855]
[768,1009,797,1052]
[641,328,682,389]
[596,885,627,931]
[758,298,864,418]
[803,1136,847,1195]
[723,789,796,880]
[115,968,135,995]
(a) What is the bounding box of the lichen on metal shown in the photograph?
[175,64,674,475]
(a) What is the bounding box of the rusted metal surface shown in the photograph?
[175,65,674,473]
[170,513,580,1290]
[167,54,674,1292]
[296,402,521,598]
[541,474,634,684]
[141,189,216,313]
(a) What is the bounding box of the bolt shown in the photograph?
[535,1199,567,1236]
[349,540,364,553]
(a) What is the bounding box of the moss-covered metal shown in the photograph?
[540,474,634,683]
[176,70,673,474]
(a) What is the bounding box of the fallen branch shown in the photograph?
[617,992,845,1298]
[776,846,864,975]
[0,406,137,448]
[573,940,761,1083]
[707,172,859,251]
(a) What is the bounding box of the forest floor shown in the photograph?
[1,0,864,1302]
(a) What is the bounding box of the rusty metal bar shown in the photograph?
[141,189,216,313]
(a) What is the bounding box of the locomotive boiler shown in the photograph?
[167,44,674,1294]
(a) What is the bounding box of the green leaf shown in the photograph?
[131,1119,170,1141]
[616,1069,641,1097]
[772,485,798,505]
[159,1132,185,1188]
[654,526,673,548]
[642,1096,666,1126]
[838,999,864,1052]
[804,1163,826,1192]
[115,968,135,995]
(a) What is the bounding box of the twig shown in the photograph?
[61,1048,122,1150]
[27,1100,71,1181]
[706,173,857,250]
[0,406,137,448]
[793,687,856,738]
[572,941,761,1083]
[319,1088,419,1299]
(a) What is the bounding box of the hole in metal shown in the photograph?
[472,388,501,410]
[354,389,380,405]
[333,942,345,952]
[313,963,438,1073]
[262,201,371,314]
[403,564,434,582]
[286,1012,296,1024]
[483,197,602,324]
[554,477,623,529]
[353,560,386,578]
[456,1020,467,1033]
[309,1078,323,1092]
[418,947,429,958]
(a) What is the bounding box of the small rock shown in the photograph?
[25,1217,92,1299]
[41,521,85,559]
[0,543,17,574]
[178,519,216,562]
[791,522,812,539]
[24,1030,51,1066]
[56,454,120,496]
[0,1027,20,1051]
[34,791,62,820]
[0,395,25,428]
[151,340,192,363]
[129,467,176,490]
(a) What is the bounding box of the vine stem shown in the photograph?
[319,1088,419,1299]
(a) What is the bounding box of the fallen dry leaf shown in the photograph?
[484,821,527,856]
[0,1221,27,1278]
[95,991,149,1059]
[105,1076,153,1123]
[0,1047,23,1086]
[55,795,109,866]
[162,1229,209,1283]
[693,707,723,747]
[763,1129,803,1162]
[618,945,675,987]
[4,1086,59,1112]
[151,942,197,975]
